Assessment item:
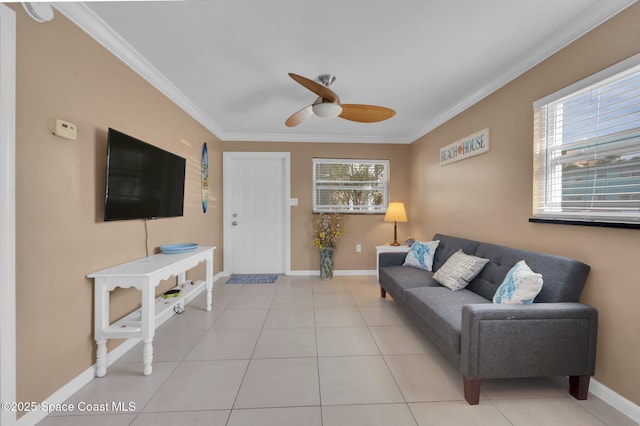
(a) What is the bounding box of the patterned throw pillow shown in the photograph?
[403,240,440,271]
[493,260,544,304]
[432,249,489,291]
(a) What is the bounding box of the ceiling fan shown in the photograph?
[285,73,396,127]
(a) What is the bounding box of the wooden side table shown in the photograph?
[375,244,410,280]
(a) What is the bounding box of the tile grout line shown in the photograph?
[313,283,324,425]
[205,281,247,424]
[352,283,421,425]
[219,284,250,423]
[134,284,240,421]
[148,282,248,424]
[39,276,634,425]
[126,285,239,423]
[226,283,273,416]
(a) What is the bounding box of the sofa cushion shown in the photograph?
[403,240,440,271]
[493,260,544,304]
[431,234,482,271]
[471,242,590,302]
[433,250,489,291]
[378,265,438,302]
[404,287,490,354]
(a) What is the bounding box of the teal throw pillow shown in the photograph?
[403,240,440,271]
[493,260,544,304]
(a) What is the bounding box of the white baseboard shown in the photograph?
[590,378,640,423]
[17,337,139,426]
[220,270,376,277]
[285,270,315,276]
[18,270,639,426]
[17,275,223,426]
[286,270,376,276]
[334,270,376,276]
[229,271,640,422]
[212,271,226,280]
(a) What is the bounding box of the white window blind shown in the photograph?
[312,158,389,213]
[533,53,640,224]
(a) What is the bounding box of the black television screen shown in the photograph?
[103,128,186,221]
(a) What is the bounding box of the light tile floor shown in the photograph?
[39,275,637,426]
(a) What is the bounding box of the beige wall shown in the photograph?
[11,0,640,412]
[223,142,411,271]
[12,5,223,407]
[409,3,640,405]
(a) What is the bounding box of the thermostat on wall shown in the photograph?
[53,119,77,140]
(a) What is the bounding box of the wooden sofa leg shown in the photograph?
[569,375,590,400]
[380,287,386,298]
[463,376,481,405]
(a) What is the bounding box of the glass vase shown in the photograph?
[319,247,334,280]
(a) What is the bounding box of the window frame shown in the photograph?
[312,158,389,214]
[532,52,640,227]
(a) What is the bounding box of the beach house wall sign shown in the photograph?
[439,128,490,166]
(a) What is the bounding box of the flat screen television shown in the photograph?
[103,128,186,221]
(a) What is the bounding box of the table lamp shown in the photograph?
[384,202,408,246]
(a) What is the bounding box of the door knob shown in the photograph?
[232,221,238,226]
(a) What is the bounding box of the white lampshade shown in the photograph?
[312,102,343,118]
[384,202,408,223]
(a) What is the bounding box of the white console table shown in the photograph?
[88,246,215,377]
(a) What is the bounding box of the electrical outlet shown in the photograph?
[356,244,362,253]
[53,119,77,140]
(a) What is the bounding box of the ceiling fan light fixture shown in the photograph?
[312,102,343,118]
[286,73,394,126]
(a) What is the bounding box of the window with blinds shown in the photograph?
[312,158,389,213]
[533,53,640,225]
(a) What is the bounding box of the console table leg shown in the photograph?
[206,282,213,312]
[143,339,153,376]
[96,339,107,377]
[205,256,213,311]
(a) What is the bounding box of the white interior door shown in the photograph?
[0,4,17,425]
[224,152,290,274]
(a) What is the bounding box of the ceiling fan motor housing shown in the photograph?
[312,74,341,117]
[317,74,336,87]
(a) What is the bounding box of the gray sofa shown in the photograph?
[378,233,597,405]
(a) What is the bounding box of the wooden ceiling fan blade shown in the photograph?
[339,104,396,123]
[285,105,313,127]
[288,73,340,103]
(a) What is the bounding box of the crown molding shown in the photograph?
[53,2,226,140]
[222,131,412,144]
[408,0,639,142]
[54,1,637,145]
[52,2,410,144]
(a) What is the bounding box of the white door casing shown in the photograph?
[223,152,291,274]
[0,4,17,426]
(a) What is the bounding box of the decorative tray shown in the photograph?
[159,243,199,254]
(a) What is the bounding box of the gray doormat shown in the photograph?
[226,274,280,284]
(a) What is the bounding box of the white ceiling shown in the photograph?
[56,0,636,144]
